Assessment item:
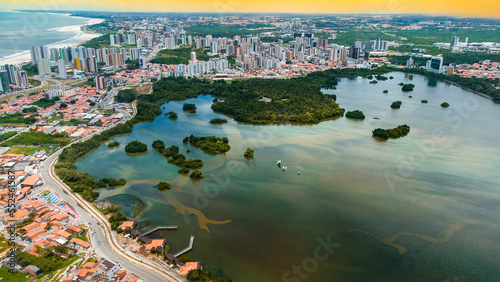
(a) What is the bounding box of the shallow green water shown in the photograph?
[77,72,500,281]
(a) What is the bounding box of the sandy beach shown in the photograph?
[0,17,104,66]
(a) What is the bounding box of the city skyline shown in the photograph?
[0,0,499,18]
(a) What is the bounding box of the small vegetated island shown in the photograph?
[152,139,165,151]
[165,111,177,119]
[186,135,230,155]
[125,140,147,153]
[108,141,120,148]
[391,101,402,109]
[209,118,228,125]
[183,103,197,113]
[189,169,204,179]
[151,140,204,175]
[345,110,365,120]
[156,181,171,191]
[421,100,428,103]
[244,148,254,158]
[372,125,411,140]
[441,102,450,108]
[402,83,415,92]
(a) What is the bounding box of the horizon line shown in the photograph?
[3,9,500,20]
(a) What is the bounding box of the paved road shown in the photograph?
[145,42,163,62]
[37,104,184,282]
[39,155,174,282]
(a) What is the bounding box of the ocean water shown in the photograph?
[0,11,90,60]
[77,72,500,281]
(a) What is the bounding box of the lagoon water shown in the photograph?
[77,72,500,281]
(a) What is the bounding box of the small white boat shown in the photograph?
[277,160,282,166]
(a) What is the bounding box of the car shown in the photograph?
[98,241,101,245]
[88,222,92,225]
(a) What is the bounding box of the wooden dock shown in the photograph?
[173,235,195,257]
[140,226,177,236]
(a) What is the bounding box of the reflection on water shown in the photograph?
[77,72,500,281]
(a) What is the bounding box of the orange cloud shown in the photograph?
[0,0,499,18]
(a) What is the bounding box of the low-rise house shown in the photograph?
[20,174,41,189]
[24,265,42,276]
[141,238,166,254]
[70,238,90,249]
[97,259,121,281]
[178,261,202,276]
[0,208,30,226]
[119,221,136,230]
[51,229,72,240]
[66,225,82,236]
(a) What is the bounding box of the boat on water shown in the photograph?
[282,166,287,171]
[277,160,282,166]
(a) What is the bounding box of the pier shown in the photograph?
[140,226,178,237]
[173,235,195,257]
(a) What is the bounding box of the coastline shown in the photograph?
[0,14,104,66]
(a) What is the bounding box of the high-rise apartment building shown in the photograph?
[58,59,67,79]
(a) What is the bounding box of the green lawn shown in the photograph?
[151,46,216,65]
[6,146,52,155]
[0,266,33,282]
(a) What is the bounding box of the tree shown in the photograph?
[401,83,415,92]
[54,245,68,254]
[441,102,450,108]
[345,110,365,119]
[244,148,254,158]
[45,222,52,230]
[390,101,402,109]
[152,140,165,151]
[157,182,171,191]
[210,118,228,124]
[108,141,120,148]
[187,269,231,282]
[60,103,68,109]
[163,245,170,255]
[373,125,410,140]
[178,254,191,262]
[178,167,190,175]
[189,170,204,179]
[116,89,138,103]
[125,140,147,153]
[188,135,230,155]
[165,111,177,119]
[183,103,197,113]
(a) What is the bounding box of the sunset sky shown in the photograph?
[0,0,499,18]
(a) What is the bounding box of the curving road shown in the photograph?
[37,102,184,282]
